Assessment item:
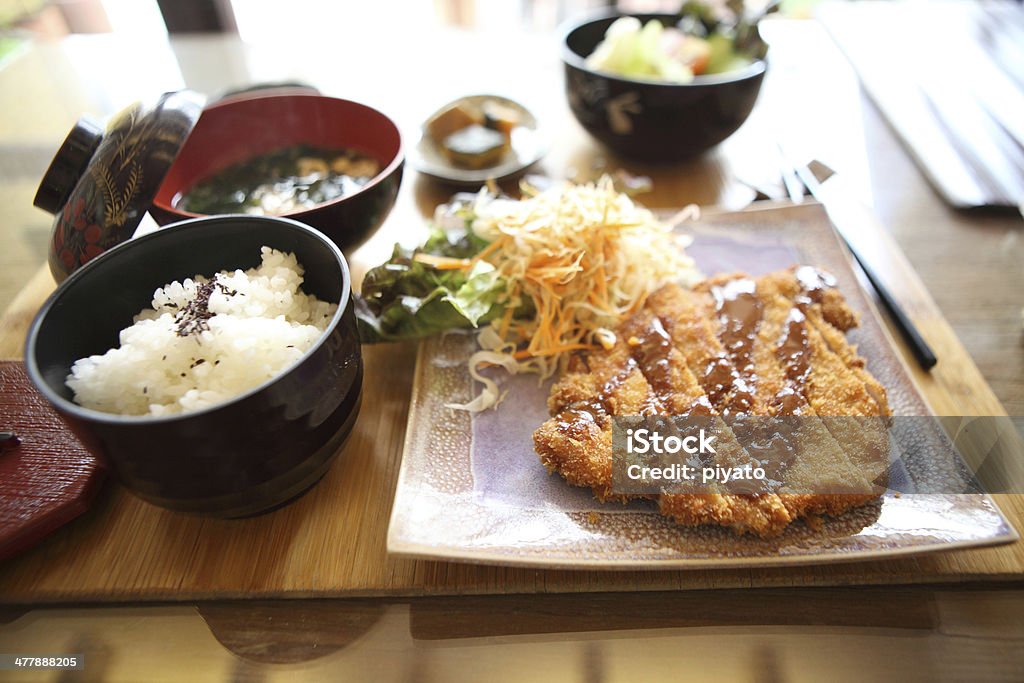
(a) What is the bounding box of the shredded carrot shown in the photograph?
[413,253,472,270]
[469,234,508,265]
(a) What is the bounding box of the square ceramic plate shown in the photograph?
[387,203,1018,569]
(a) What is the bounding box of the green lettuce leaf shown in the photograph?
[355,227,505,343]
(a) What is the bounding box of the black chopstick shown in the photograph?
[785,159,939,371]
[845,246,938,371]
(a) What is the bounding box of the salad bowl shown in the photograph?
[563,11,767,161]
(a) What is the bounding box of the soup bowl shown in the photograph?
[25,215,362,517]
[151,91,404,252]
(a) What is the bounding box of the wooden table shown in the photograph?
[0,9,1022,681]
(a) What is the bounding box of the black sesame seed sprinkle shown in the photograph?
[174,275,237,337]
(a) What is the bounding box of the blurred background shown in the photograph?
[0,0,813,44]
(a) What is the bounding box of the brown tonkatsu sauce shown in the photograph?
[769,267,836,414]
[628,316,674,409]
[705,278,762,415]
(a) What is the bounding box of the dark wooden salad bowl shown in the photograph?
[151,91,404,251]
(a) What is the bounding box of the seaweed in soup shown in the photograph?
[177,144,380,216]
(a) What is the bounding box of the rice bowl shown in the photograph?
[25,214,363,517]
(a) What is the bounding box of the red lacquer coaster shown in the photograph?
[0,361,104,561]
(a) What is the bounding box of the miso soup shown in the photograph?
[177,144,380,216]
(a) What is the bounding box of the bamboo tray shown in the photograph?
[0,202,1020,604]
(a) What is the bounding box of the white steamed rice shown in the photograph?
[67,246,337,416]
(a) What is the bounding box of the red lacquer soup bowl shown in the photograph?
[151,91,404,251]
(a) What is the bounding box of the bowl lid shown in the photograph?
[35,89,206,282]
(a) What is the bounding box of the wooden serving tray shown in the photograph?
[0,202,1021,604]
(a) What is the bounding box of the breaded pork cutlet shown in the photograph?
[758,270,890,480]
[652,277,883,525]
[703,270,889,518]
[637,283,868,534]
[533,301,796,535]
[533,266,892,537]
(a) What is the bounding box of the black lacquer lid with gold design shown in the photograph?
[34,90,205,282]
